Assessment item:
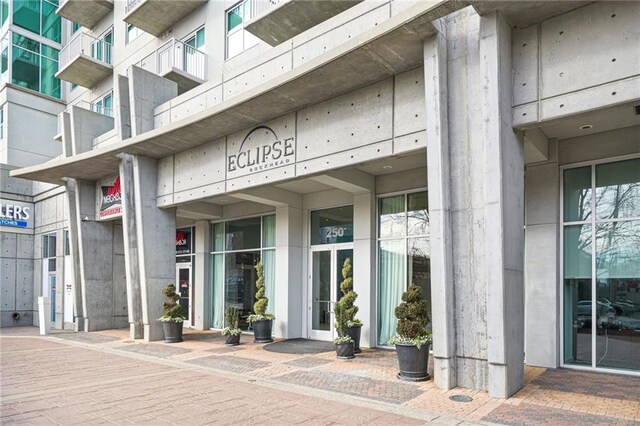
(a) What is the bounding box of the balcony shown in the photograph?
[137,39,206,94]
[56,0,114,30]
[245,0,363,46]
[124,0,208,37]
[56,33,113,88]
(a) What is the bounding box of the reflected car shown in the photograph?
[575,300,621,329]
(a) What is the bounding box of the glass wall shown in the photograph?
[9,32,60,98]
[210,215,276,331]
[377,191,430,346]
[13,0,61,43]
[563,158,640,372]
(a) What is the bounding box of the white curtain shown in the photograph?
[378,239,405,345]
[211,254,223,328]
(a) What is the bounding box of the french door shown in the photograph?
[308,244,353,341]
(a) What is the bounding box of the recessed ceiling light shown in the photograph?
[382,165,393,169]
[579,124,593,130]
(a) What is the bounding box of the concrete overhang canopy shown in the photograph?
[55,55,113,88]
[123,0,208,37]
[472,1,591,28]
[56,0,114,30]
[11,0,466,185]
[246,0,364,46]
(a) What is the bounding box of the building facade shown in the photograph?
[2,0,639,398]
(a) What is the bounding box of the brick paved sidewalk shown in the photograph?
[2,327,640,425]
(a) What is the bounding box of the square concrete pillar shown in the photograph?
[353,192,376,348]
[274,206,303,339]
[68,179,115,332]
[65,180,85,331]
[193,220,211,330]
[124,155,176,342]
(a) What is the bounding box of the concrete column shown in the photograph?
[128,155,176,342]
[524,140,560,368]
[353,192,375,348]
[193,220,211,330]
[423,31,457,390]
[69,106,114,155]
[274,206,303,339]
[128,66,177,136]
[68,178,115,331]
[119,154,143,339]
[65,179,84,331]
[425,9,525,398]
[116,75,132,140]
[480,11,525,398]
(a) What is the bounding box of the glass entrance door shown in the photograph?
[309,246,353,341]
[176,264,192,327]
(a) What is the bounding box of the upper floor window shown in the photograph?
[9,32,60,98]
[0,105,4,140]
[126,23,143,44]
[72,21,80,34]
[184,26,204,51]
[91,90,113,117]
[13,0,61,43]
[226,0,259,59]
[1,0,9,26]
[92,28,112,64]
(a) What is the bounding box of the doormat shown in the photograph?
[263,339,335,354]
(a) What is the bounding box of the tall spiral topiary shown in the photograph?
[334,257,358,337]
[253,261,269,317]
[161,283,186,322]
[395,283,429,339]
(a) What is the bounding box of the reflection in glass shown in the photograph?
[177,267,190,322]
[378,239,405,346]
[595,220,640,371]
[336,249,353,304]
[312,251,331,331]
[210,254,223,328]
[563,166,592,222]
[379,195,405,238]
[407,192,429,236]
[595,158,640,220]
[408,238,430,311]
[563,279,592,365]
[225,251,260,331]
[564,225,592,279]
[310,206,353,245]
[225,217,261,251]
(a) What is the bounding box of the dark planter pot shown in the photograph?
[335,341,355,359]
[161,321,183,343]
[346,324,363,353]
[395,342,430,382]
[225,333,241,346]
[252,319,273,343]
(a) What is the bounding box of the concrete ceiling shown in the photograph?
[356,149,427,175]
[12,0,461,185]
[275,179,335,194]
[473,1,591,29]
[539,102,640,140]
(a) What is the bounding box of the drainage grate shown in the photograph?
[449,395,473,403]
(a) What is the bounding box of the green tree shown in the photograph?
[395,283,429,339]
[334,257,358,337]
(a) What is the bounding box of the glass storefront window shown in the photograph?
[377,191,430,346]
[563,166,592,223]
[562,158,640,372]
[211,214,276,330]
[310,206,354,245]
[225,217,261,250]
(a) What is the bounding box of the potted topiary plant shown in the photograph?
[247,261,274,343]
[389,283,432,381]
[333,301,355,359]
[158,283,186,343]
[337,257,363,353]
[222,306,242,346]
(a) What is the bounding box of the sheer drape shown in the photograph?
[211,254,223,328]
[263,249,276,314]
[378,239,405,345]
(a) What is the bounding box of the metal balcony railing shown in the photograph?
[59,32,112,70]
[248,0,281,19]
[71,100,114,118]
[126,0,142,13]
[137,38,206,81]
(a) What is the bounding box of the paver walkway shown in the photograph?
[1,327,639,425]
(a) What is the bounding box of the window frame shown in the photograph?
[559,153,640,377]
[225,0,259,60]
